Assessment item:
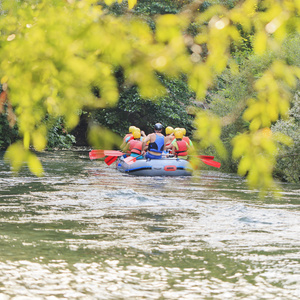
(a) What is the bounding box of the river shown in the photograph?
[0,150,299,299]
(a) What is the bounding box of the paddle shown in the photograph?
[200,158,221,168]
[124,154,220,168]
[198,155,214,160]
[124,155,143,164]
[104,155,119,165]
[89,150,124,160]
[104,150,124,157]
[168,155,214,160]
[102,151,125,165]
[124,155,221,168]
[89,150,105,160]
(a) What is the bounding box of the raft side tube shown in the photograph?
[116,157,192,176]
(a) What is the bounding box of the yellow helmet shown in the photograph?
[174,128,183,139]
[129,126,136,133]
[165,126,174,135]
[181,128,186,136]
[133,130,141,139]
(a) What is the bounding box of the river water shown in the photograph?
[0,150,299,299]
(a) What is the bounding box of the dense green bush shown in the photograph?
[46,117,76,149]
[92,75,195,137]
[0,113,18,150]
[272,92,300,183]
[106,0,194,16]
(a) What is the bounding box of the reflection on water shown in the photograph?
[0,150,299,299]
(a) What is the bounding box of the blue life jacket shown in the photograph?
[148,134,164,153]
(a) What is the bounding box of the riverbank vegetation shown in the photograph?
[0,0,299,190]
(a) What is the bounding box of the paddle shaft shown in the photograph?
[124,154,144,164]
[89,150,124,160]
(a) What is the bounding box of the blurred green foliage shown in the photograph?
[272,92,300,183]
[208,33,300,183]
[0,0,299,193]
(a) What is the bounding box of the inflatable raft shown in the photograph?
[116,156,192,176]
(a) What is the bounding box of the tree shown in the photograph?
[1,0,299,195]
[92,75,195,136]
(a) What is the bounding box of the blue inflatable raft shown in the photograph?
[116,156,192,176]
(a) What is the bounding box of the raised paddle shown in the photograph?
[125,154,221,168]
[89,151,105,160]
[103,150,124,156]
[104,155,119,165]
[198,155,214,160]
[89,150,124,160]
[169,155,215,160]
[200,158,221,168]
[124,155,143,164]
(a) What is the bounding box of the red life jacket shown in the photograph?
[129,139,142,155]
[175,140,188,156]
[182,136,190,145]
[123,133,133,142]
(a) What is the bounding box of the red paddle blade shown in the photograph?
[89,150,124,160]
[199,155,214,160]
[124,156,137,165]
[201,158,221,168]
[89,150,105,160]
[104,156,118,166]
[103,150,124,157]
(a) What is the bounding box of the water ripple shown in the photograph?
[0,151,299,299]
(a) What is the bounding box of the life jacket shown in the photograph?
[129,139,142,155]
[165,135,175,147]
[123,133,133,142]
[182,136,190,145]
[175,140,188,156]
[148,134,164,153]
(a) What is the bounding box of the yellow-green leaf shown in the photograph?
[27,153,44,177]
[4,142,26,173]
[253,31,267,55]
[128,0,137,10]
[104,0,115,5]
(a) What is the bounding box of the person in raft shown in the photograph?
[142,123,166,159]
[124,130,144,160]
[172,128,189,160]
[165,126,175,151]
[120,125,136,151]
[166,127,181,152]
[121,126,145,151]
[181,127,194,147]
[170,127,194,152]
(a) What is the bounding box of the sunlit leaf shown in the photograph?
[189,64,212,99]
[238,156,251,176]
[1,75,8,84]
[128,0,137,10]
[4,142,26,173]
[232,134,249,159]
[88,125,122,150]
[104,0,115,5]
[253,31,267,55]
[27,153,44,177]
[23,132,30,150]
[32,129,47,152]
